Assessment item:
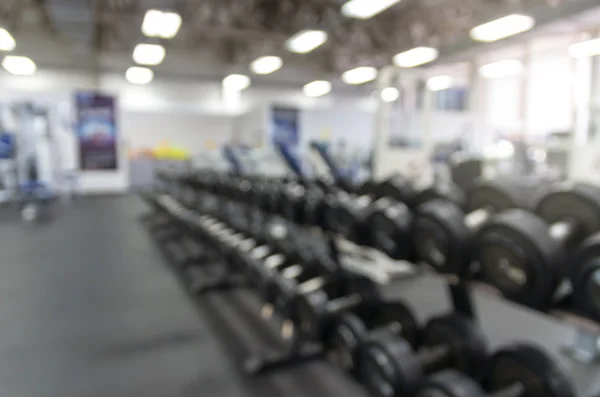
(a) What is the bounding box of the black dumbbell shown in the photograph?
[475,182,600,309]
[327,301,420,375]
[413,178,533,275]
[570,232,600,322]
[360,313,488,397]
[293,276,380,343]
[416,344,576,397]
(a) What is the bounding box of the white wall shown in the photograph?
[123,112,233,152]
[0,69,238,193]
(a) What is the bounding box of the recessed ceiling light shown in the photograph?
[0,28,16,51]
[569,37,600,58]
[287,30,328,54]
[223,74,251,91]
[126,67,154,84]
[427,75,453,91]
[341,0,402,20]
[133,43,166,65]
[142,10,182,39]
[2,56,36,75]
[381,87,399,102]
[393,47,438,68]
[479,59,523,79]
[303,80,332,97]
[470,14,534,43]
[250,56,283,75]
[342,66,378,85]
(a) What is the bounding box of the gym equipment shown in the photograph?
[476,182,600,309]
[416,344,576,397]
[360,313,488,397]
[376,173,466,210]
[327,301,420,375]
[294,276,381,343]
[570,232,600,322]
[413,178,533,276]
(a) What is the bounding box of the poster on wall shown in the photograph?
[270,106,299,148]
[74,92,118,170]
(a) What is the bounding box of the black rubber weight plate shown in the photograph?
[468,177,534,212]
[414,200,472,276]
[569,231,600,322]
[535,182,600,244]
[422,313,488,376]
[367,301,420,349]
[486,344,576,397]
[475,209,564,310]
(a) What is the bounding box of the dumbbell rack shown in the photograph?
[144,190,597,396]
[141,204,373,397]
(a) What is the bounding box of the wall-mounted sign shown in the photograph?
[74,92,118,170]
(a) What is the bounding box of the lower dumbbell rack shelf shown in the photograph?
[143,213,372,397]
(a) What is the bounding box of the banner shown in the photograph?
[75,92,118,170]
[270,106,299,148]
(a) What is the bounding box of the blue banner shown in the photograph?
[270,106,299,148]
[75,92,118,170]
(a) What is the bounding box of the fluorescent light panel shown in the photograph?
[342,0,402,20]
[142,9,182,39]
[223,74,251,91]
[479,59,522,79]
[126,67,153,84]
[381,87,399,102]
[569,38,600,58]
[2,56,36,75]
[133,43,166,65]
[394,47,438,68]
[287,30,328,54]
[0,28,16,51]
[251,56,283,75]
[427,75,453,91]
[342,66,378,85]
[470,14,534,43]
[303,80,332,97]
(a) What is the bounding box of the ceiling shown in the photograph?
[0,0,598,86]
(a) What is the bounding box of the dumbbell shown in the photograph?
[360,313,488,397]
[570,233,600,322]
[376,173,465,209]
[293,276,380,343]
[413,178,534,275]
[417,344,576,397]
[327,301,420,375]
[475,182,600,309]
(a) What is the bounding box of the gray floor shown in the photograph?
[0,196,250,397]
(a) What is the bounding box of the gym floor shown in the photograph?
[0,196,252,397]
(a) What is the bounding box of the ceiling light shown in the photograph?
[470,14,534,43]
[223,74,251,91]
[303,80,332,97]
[393,47,438,68]
[479,59,523,79]
[341,0,402,20]
[2,56,36,75]
[142,9,182,39]
[381,87,399,102]
[251,56,283,75]
[0,28,16,51]
[342,66,378,85]
[427,75,453,91]
[126,67,153,84]
[569,37,600,58]
[286,30,328,54]
[133,43,166,65]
